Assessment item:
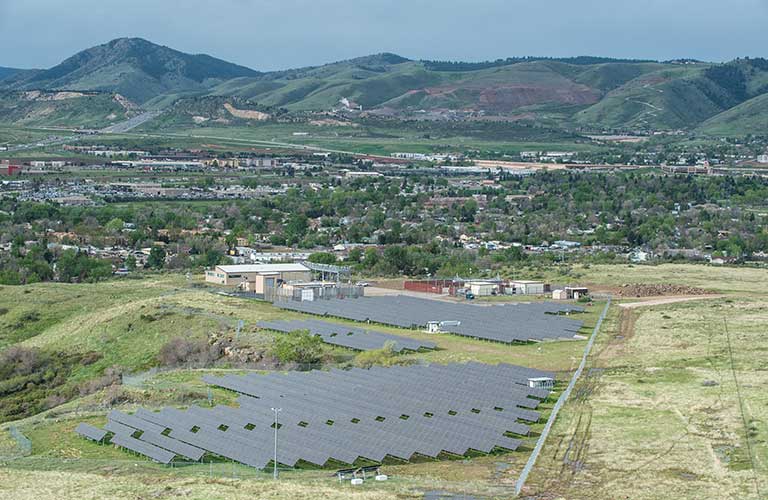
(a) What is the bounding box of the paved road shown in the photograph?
[6,111,162,152]
[100,110,162,133]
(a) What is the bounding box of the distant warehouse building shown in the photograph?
[205,263,312,293]
[468,281,498,297]
[506,280,549,295]
[552,286,589,300]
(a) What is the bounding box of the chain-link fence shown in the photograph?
[514,296,612,496]
[0,454,331,481]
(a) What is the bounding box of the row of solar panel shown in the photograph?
[257,319,436,352]
[75,363,553,468]
[275,295,584,343]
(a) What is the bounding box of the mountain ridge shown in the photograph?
[2,38,767,134]
[9,38,259,104]
[0,67,23,81]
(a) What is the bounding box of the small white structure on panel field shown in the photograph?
[527,377,554,390]
[426,320,461,334]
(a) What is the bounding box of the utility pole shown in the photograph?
[271,407,281,479]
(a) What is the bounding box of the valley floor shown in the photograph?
[0,264,765,499]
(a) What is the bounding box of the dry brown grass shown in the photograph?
[524,278,768,500]
[0,468,410,500]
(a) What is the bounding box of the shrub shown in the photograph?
[80,351,103,365]
[353,341,399,369]
[158,337,221,367]
[272,330,324,365]
[0,346,44,378]
[102,385,130,406]
[42,393,69,410]
[78,366,123,397]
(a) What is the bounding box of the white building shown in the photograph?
[506,280,547,295]
[345,171,383,178]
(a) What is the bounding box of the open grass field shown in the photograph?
[522,263,768,500]
[147,125,601,156]
[1,263,765,498]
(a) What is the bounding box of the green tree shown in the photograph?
[308,252,337,265]
[202,249,223,268]
[125,255,137,271]
[284,214,309,244]
[347,247,363,263]
[383,246,410,274]
[224,233,238,250]
[105,218,125,233]
[147,246,166,269]
[362,248,379,269]
[57,250,111,283]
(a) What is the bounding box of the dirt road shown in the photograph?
[618,294,724,308]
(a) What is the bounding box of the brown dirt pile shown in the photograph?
[614,283,710,297]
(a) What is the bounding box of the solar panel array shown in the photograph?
[75,423,107,442]
[258,319,436,352]
[76,363,554,468]
[276,295,584,343]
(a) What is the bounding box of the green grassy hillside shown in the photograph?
[12,38,259,104]
[5,37,768,134]
[0,90,136,128]
[0,67,22,81]
[211,60,444,111]
[697,92,768,136]
[211,59,667,115]
[576,59,768,131]
[575,66,716,130]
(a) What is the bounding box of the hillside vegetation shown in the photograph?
[698,92,768,136]
[138,95,286,130]
[0,67,22,81]
[7,38,258,104]
[577,58,768,130]
[0,90,135,128]
[4,38,768,134]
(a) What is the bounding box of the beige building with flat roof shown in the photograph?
[205,263,312,293]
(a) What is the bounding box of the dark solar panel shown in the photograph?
[77,363,555,469]
[274,295,584,343]
[258,319,436,352]
[75,423,107,442]
[111,434,176,464]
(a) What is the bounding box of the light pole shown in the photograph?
[271,407,281,479]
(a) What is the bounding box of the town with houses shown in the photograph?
[2,139,766,282]
[2,10,768,499]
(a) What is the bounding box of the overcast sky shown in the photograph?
[1,0,767,70]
